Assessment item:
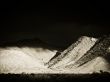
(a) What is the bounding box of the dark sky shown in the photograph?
[0,1,110,47]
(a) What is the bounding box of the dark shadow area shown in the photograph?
[0,1,110,48]
[0,73,110,82]
[0,38,62,51]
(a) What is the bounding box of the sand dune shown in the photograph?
[47,36,98,68]
[0,36,110,74]
[0,47,57,73]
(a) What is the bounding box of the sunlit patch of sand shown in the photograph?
[0,47,57,74]
[0,36,110,74]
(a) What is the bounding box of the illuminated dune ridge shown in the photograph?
[0,36,110,74]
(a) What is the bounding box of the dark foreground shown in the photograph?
[0,72,110,82]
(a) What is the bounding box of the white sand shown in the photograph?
[0,47,57,74]
[0,36,110,74]
[48,36,98,68]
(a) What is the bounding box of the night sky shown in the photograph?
[0,1,110,48]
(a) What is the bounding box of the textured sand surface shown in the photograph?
[0,47,57,74]
[0,36,110,74]
[52,57,110,74]
[47,36,98,68]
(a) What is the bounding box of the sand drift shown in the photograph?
[0,35,110,74]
